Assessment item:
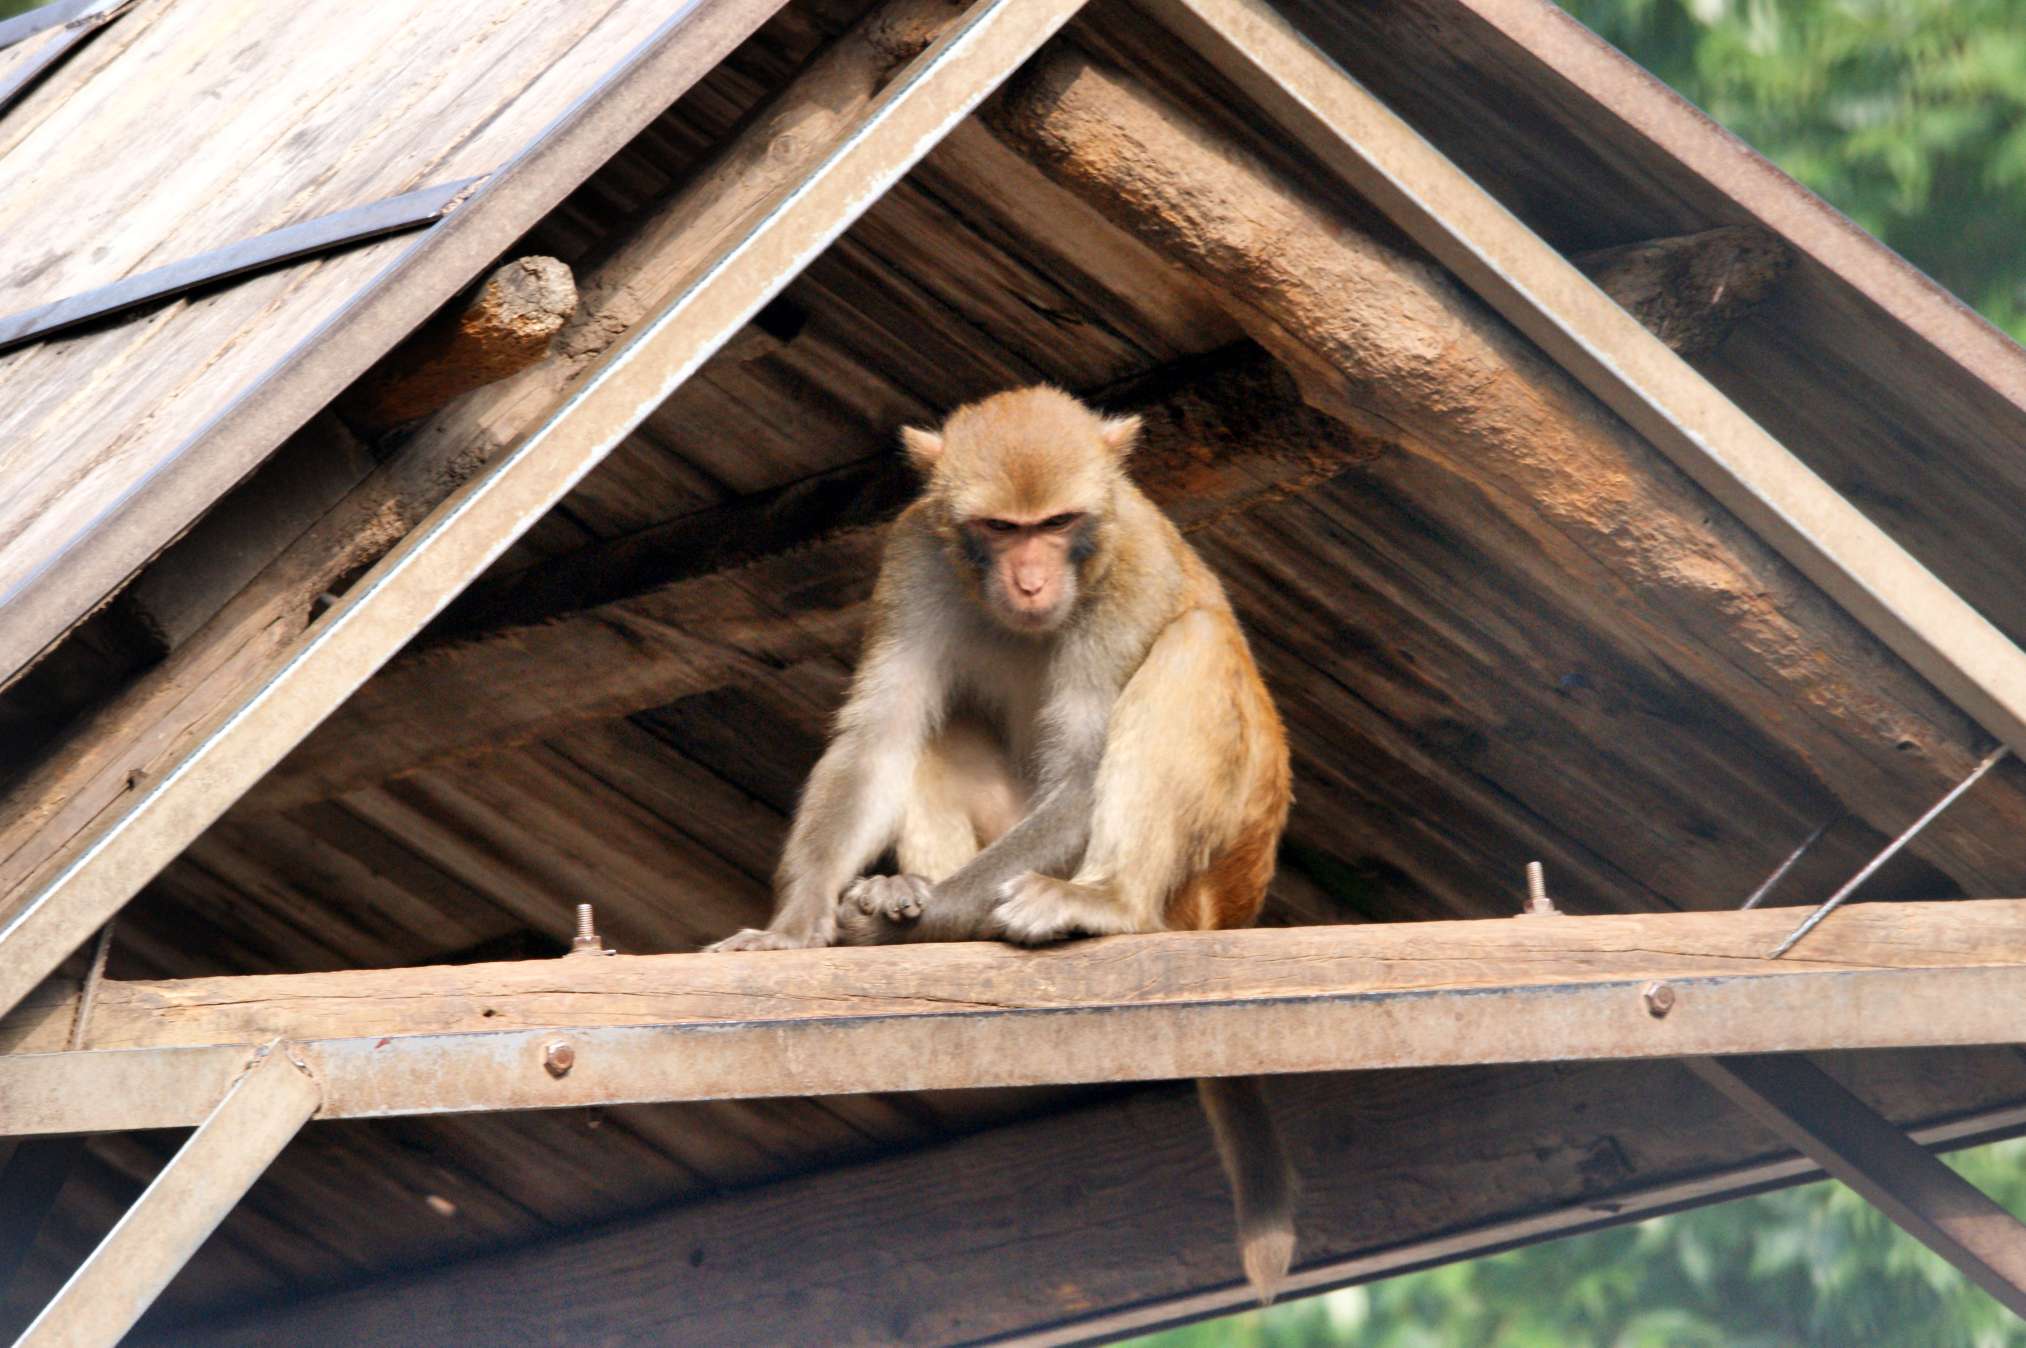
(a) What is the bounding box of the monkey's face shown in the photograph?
[960,510,1095,633]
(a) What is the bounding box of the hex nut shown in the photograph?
[544,1040,576,1078]
[1642,982,1676,1018]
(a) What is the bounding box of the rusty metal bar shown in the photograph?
[0,0,1089,1024]
[1144,0,2026,778]
[1690,1054,2026,1319]
[13,1044,319,1348]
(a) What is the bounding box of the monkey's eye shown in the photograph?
[1041,513,1082,531]
[980,519,1019,534]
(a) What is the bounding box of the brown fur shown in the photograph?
[711,386,1297,1301]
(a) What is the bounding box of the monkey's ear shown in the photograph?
[1099,413,1143,458]
[900,425,944,472]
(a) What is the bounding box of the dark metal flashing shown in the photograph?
[0,0,131,118]
[0,177,482,355]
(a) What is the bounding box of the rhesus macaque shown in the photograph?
[709,386,1297,1299]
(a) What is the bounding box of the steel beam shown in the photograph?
[14,1045,319,1348]
[1690,1054,2026,1319]
[0,0,1090,1023]
[1144,0,2026,768]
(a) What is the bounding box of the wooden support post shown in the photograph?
[15,1046,318,1348]
[6,903,2026,1135]
[1690,1054,2026,1318]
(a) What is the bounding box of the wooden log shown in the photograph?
[984,48,2026,894]
[239,350,1380,808]
[336,256,577,437]
[141,1049,2026,1346]
[1574,225,1790,359]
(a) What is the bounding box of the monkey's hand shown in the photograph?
[705,926,827,953]
[992,873,1131,946]
[832,874,931,945]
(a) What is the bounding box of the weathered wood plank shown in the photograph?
[141,1050,2026,1346]
[0,0,785,685]
[7,903,2026,1136]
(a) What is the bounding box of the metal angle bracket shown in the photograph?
[0,177,484,355]
[0,0,134,121]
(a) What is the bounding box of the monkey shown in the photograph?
[709,385,1297,1301]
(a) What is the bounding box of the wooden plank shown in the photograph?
[0,0,126,118]
[0,0,787,688]
[1691,1054,2026,1319]
[8,902,2026,1134]
[142,1052,2026,1346]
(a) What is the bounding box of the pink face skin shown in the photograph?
[963,510,1090,633]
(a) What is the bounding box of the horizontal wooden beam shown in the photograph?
[149,1049,2026,1346]
[7,902,2026,1136]
[240,349,1378,808]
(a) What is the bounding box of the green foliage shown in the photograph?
[1562,0,2026,339]
[1131,1139,2026,1346]
[0,0,54,19]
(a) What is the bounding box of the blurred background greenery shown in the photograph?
[1134,1138,2026,1346]
[1134,3,2026,1342]
[0,0,49,19]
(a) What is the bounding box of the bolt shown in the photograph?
[544,1040,575,1078]
[568,904,613,957]
[1520,861,1560,916]
[1643,982,1676,1018]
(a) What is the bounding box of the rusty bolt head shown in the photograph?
[1643,982,1676,1018]
[544,1040,575,1078]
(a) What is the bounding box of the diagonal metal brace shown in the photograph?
[14,1042,319,1348]
[1689,1053,2026,1320]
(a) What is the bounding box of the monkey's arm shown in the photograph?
[710,636,942,952]
[837,692,1107,945]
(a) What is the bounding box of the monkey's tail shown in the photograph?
[1196,1075,1297,1304]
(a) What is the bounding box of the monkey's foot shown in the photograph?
[833,874,931,945]
[993,874,1135,946]
[705,927,824,953]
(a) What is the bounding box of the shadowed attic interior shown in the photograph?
[9,0,2026,1339]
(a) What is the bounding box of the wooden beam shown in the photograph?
[1690,1054,2026,1319]
[1574,225,1790,359]
[0,0,1088,1022]
[7,902,2026,1135]
[986,24,2026,898]
[142,1051,2026,1346]
[336,255,579,438]
[242,350,1378,807]
[1141,0,2026,841]
[113,258,580,659]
